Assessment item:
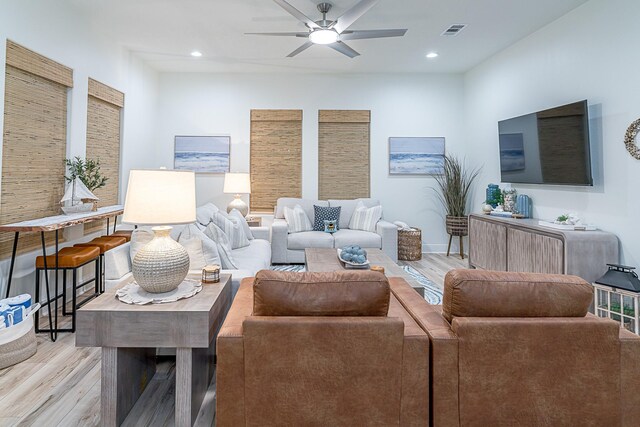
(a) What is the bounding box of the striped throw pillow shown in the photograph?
[204,222,237,269]
[349,202,383,232]
[284,205,313,233]
[212,211,250,249]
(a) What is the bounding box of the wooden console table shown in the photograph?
[0,205,123,341]
[468,214,619,283]
[76,274,232,427]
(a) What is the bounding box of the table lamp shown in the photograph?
[122,169,196,293]
[223,172,251,217]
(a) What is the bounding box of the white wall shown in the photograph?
[464,0,640,266]
[0,0,160,297]
[156,72,465,251]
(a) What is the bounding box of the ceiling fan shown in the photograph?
[246,0,407,58]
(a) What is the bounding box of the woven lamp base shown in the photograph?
[132,226,190,293]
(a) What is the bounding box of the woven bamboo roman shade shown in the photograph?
[250,109,302,212]
[1,41,73,257]
[84,78,124,234]
[318,110,371,200]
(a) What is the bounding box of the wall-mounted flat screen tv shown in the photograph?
[498,100,593,186]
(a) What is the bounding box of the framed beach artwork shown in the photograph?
[389,137,446,175]
[174,135,230,173]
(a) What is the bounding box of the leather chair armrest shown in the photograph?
[270,218,289,263]
[376,220,398,263]
[388,278,459,427]
[250,226,269,241]
[620,328,640,426]
[217,278,254,426]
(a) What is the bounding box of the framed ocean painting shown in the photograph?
[174,135,230,173]
[389,137,445,175]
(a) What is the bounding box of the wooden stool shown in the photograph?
[35,246,100,334]
[75,236,127,292]
[110,229,133,242]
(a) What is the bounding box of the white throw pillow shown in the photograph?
[177,224,221,270]
[284,204,313,233]
[212,211,250,249]
[204,222,237,269]
[130,227,155,261]
[229,209,254,240]
[349,202,383,232]
[196,203,219,226]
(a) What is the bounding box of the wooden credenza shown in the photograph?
[469,214,619,283]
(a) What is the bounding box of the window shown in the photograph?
[250,109,302,212]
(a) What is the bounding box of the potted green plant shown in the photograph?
[65,157,108,211]
[432,155,481,258]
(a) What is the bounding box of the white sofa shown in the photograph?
[104,226,271,298]
[271,198,398,264]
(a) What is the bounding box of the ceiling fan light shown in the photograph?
[309,29,339,45]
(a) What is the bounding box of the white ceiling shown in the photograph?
[70,0,589,73]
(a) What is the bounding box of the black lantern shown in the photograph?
[594,264,640,334]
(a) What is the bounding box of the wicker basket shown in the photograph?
[398,227,422,261]
[0,318,37,369]
[446,216,469,237]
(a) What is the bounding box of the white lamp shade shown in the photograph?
[122,169,196,225]
[223,173,251,194]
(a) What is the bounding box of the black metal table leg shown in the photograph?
[106,218,110,235]
[5,231,19,298]
[53,229,59,342]
[40,232,56,342]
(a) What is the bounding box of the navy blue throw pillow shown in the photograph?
[313,205,341,231]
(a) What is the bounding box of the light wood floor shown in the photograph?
[0,253,467,427]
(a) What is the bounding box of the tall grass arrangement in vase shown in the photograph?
[433,155,481,258]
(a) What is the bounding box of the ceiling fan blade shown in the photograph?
[328,41,360,58]
[287,41,314,57]
[273,0,320,29]
[332,0,378,34]
[339,29,407,40]
[245,32,309,37]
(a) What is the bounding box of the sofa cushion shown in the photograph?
[178,224,221,270]
[275,198,327,220]
[287,231,334,250]
[229,209,254,240]
[442,269,594,322]
[349,202,383,232]
[333,229,382,249]
[283,204,313,233]
[213,211,250,249]
[329,199,380,229]
[253,270,390,316]
[204,222,237,269]
[196,202,219,226]
[313,205,341,231]
[232,239,271,274]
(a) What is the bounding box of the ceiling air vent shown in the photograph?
[441,24,467,36]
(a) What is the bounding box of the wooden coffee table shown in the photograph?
[76,274,232,427]
[305,248,425,297]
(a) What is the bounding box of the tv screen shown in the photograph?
[498,100,592,186]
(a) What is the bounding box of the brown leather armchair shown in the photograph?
[391,269,640,427]
[216,270,429,426]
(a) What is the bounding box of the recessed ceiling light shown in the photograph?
[426,52,439,59]
[191,51,203,57]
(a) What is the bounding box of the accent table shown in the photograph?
[76,274,232,427]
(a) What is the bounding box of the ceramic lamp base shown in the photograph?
[132,226,190,293]
[227,195,248,217]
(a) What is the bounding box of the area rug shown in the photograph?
[270,264,443,305]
